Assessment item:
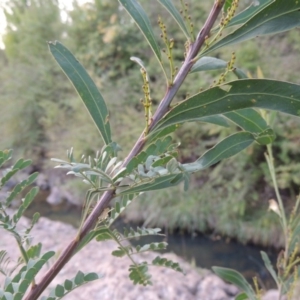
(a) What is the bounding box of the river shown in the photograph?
[24,190,278,290]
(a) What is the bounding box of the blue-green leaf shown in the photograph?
[206,0,300,53]
[228,0,274,28]
[213,267,256,300]
[117,173,183,195]
[260,251,279,286]
[198,115,230,127]
[119,0,162,66]
[224,108,268,134]
[182,132,255,173]
[191,56,227,72]
[157,0,190,39]
[48,41,111,145]
[151,79,300,134]
[191,56,246,78]
[254,128,275,145]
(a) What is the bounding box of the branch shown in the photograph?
[25,1,225,299]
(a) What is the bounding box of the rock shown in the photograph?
[262,289,286,300]
[0,214,240,300]
[197,274,239,300]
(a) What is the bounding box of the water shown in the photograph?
[25,194,278,289]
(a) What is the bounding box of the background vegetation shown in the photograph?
[1,0,300,247]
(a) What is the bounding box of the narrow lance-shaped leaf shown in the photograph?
[157,0,190,39]
[48,41,111,145]
[191,56,228,72]
[119,0,165,75]
[182,132,255,173]
[117,173,183,196]
[212,267,256,300]
[260,251,279,286]
[224,108,270,134]
[191,56,247,78]
[227,0,274,28]
[151,79,300,135]
[205,0,300,54]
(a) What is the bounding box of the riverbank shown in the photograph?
[0,213,283,300]
[33,168,285,249]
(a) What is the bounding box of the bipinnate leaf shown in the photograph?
[26,243,42,260]
[129,263,152,285]
[260,251,279,286]
[182,132,255,173]
[0,251,16,277]
[152,256,184,273]
[109,194,133,225]
[12,187,39,224]
[157,0,190,39]
[95,228,113,242]
[48,41,111,145]
[119,0,162,70]
[152,79,300,134]
[3,252,55,298]
[123,227,162,239]
[5,172,38,207]
[0,159,32,188]
[206,0,300,53]
[0,150,12,168]
[41,272,102,300]
[112,247,129,257]
[135,242,167,253]
[212,267,256,300]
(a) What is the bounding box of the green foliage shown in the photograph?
[152,79,300,135]
[49,41,112,145]
[118,0,162,69]
[0,251,55,299]
[40,271,102,300]
[2,0,300,299]
[129,263,151,285]
[157,0,190,39]
[213,267,256,300]
[205,0,300,54]
[212,135,300,299]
